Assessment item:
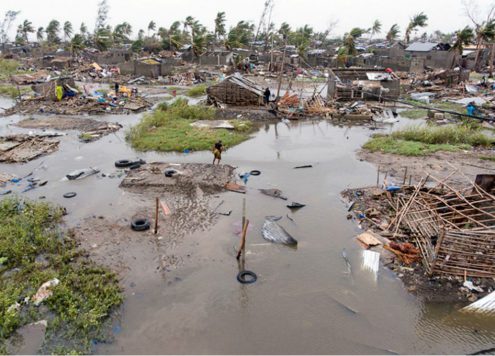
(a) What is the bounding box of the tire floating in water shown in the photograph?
[237,270,257,284]
[249,170,261,176]
[131,218,150,231]
[63,192,77,198]
[115,159,133,168]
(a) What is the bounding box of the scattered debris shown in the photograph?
[262,216,298,246]
[259,188,288,200]
[0,134,59,163]
[461,291,495,316]
[31,278,60,306]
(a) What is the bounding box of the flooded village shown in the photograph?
[1,0,495,354]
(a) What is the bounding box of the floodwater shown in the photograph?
[1,96,494,355]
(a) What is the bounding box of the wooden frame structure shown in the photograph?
[389,173,495,278]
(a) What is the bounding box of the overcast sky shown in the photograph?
[1,0,492,40]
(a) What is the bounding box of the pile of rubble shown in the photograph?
[277,92,335,119]
[343,172,495,301]
[0,134,60,163]
[2,95,150,116]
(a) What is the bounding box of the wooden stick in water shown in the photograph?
[236,219,250,260]
[154,197,159,234]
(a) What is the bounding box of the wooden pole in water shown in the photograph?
[409,175,412,186]
[242,197,246,232]
[376,166,380,187]
[403,167,408,185]
[236,219,250,260]
[154,197,159,234]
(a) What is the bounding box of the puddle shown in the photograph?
[1,95,493,354]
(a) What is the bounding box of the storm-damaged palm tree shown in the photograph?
[214,11,226,44]
[338,27,366,66]
[404,12,428,44]
[46,19,61,45]
[70,33,85,56]
[147,20,156,37]
[386,24,400,44]
[450,26,474,68]
[63,21,73,41]
[369,19,382,43]
[113,22,132,44]
[20,19,34,43]
[36,26,44,42]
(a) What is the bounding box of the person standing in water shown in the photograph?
[212,140,223,165]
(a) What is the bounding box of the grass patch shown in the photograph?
[127,98,254,152]
[0,84,32,98]
[480,155,495,162]
[0,198,122,354]
[399,109,428,119]
[186,84,207,98]
[363,124,494,156]
[364,136,469,156]
[0,59,21,82]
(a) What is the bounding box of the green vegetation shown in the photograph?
[127,98,254,152]
[0,198,122,354]
[399,108,428,119]
[363,124,494,156]
[0,84,32,98]
[480,155,495,162]
[186,84,207,97]
[0,59,22,82]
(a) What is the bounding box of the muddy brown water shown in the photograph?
[1,96,495,354]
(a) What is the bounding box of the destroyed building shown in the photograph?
[206,72,264,106]
[404,42,457,70]
[327,68,400,101]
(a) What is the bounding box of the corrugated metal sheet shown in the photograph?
[405,42,438,52]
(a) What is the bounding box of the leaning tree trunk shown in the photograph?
[474,37,483,72]
[489,43,495,78]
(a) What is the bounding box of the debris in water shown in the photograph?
[262,217,297,246]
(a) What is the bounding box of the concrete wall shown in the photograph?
[119,61,135,76]
[407,50,458,69]
[94,51,131,65]
[135,62,160,78]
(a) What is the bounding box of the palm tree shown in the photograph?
[80,22,87,36]
[405,12,428,44]
[278,22,291,46]
[214,11,226,43]
[147,20,156,37]
[450,26,474,68]
[113,22,132,44]
[70,33,85,55]
[386,24,400,44]
[369,19,382,43]
[138,29,144,41]
[36,26,44,42]
[21,19,34,43]
[46,20,61,45]
[63,21,73,41]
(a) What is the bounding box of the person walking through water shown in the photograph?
[212,140,223,165]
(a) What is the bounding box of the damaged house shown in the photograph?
[405,42,458,71]
[207,72,264,106]
[327,68,400,101]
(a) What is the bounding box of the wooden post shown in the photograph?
[236,219,250,260]
[402,167,408,185]
[409,175,412,186]
[241,197,246,232]
[376,166,380,187]
[154,197,159,234]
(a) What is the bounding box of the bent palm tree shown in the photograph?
[405,12,428,44]
[386,24,400,44]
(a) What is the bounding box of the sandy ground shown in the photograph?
[16,116,122,134]
[358,148,495,187]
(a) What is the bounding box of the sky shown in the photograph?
[1,0,492,41]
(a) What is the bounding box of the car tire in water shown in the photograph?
[115,159,133,168]
[131,218,151,232]
[237,270,257,284]
[63,192,77,198]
